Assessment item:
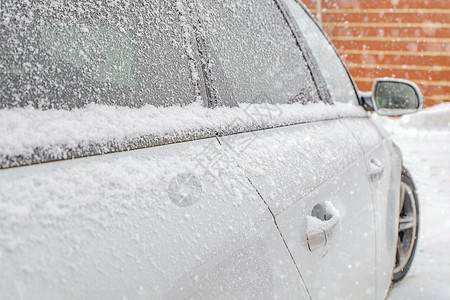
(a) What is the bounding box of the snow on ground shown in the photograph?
[375,103,450,300]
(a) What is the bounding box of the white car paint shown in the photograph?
[0,138,309,299]
[341,118,403,299]
[285,1,406,297]
[219,118,378,299]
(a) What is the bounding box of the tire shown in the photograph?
[392,167,420,283]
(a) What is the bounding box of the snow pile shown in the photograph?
[384,103,450,300]
[375,102,450,132]
[0,102,365,160]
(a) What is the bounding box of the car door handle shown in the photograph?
[369,158,384,182]
[307,202,341,251]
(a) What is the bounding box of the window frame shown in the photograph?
[193,0,333,108]
[0,0,356,170]
[289,0,361,106]
[0,1,212,170]
[274,0,333,105]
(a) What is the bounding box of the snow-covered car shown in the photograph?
[0,0,422,299]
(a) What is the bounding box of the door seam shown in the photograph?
[247,178,313,300]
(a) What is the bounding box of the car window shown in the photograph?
[284,0,359,105]
[0,1,195,109]
[198,0,320,105]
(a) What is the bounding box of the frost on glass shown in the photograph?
[284,0,358,105]
[0,0,195,109]
[198,0,320,105]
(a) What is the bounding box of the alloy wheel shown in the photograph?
[393,181,418,274]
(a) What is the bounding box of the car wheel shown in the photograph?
[392,167,420,283]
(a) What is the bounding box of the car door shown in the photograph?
[218,120,377,300]
[285,1,402,298]
[339,118,403,299]
[0,138,310,300]
[0,1,310,299]
[197,0,377,298]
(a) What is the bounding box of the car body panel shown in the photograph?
[286,1,405,295]
[276,156,377,299]
[218,118,377,299]
[218,120,363,215]
[0,138,309,299]
[340,118,403,299]
[186,220,310,300]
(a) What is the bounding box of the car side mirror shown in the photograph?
[371,78,423,116]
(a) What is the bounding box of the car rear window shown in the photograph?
[0,1,195,109]
[198,0,320,105]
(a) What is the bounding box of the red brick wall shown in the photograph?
[302,0,450,107]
